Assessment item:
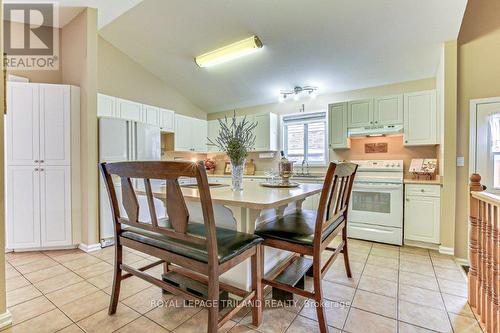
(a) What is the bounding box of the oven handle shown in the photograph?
[353,183,402,190]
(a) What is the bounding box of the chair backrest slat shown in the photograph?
[143,179,159,228]
[100,161,216,253]
[121,177,139,223]
[314,162,358,246]
[165,179,190,234]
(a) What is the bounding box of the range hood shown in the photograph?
[348,125,403,137]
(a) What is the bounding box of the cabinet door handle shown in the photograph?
[406,198,409,202]
[40,160,44,163]
[40,168,44,171]
[34,168,39,171]
[420,189,425,192]
[34,160,39,163]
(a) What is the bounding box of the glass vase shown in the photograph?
[230,160,245,191]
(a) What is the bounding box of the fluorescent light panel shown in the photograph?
[195,36,263,68]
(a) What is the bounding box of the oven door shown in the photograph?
[348,182,403,227]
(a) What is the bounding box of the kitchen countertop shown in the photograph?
[207,173,326,181]
[403,176,442,185]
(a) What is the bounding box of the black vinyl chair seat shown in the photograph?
[254,210,344,246]
[121,219,263,264]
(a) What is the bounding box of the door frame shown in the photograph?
[469,96,500,177]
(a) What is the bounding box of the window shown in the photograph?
[283,112,328,165]
[490,114,500,189]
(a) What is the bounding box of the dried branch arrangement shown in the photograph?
[208,112,257,165]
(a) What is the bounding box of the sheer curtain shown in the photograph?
[490,113,500,188]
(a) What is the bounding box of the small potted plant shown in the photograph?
[208,112,257,191]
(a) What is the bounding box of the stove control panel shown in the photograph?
[350,160,403,171]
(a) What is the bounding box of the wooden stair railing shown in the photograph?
[468,174,499,333]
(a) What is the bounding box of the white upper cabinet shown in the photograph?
[174,114,207,152]
[348,99,373,128]
[159,108,175,132]
[252,113,278,151]
[39,84,71,166]
[374,95,403,125]
[97,94,176,133]
[329,102,350,149]
[116,98,143,122]
[142,104,160,126]
[6,83,40,166]
[97,94,116,118]
[193,119,208,152]
[207,120,220,152]
[403,90,437,146]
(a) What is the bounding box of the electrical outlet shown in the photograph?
[457,156,465,167]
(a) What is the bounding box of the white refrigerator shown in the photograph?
[99,118,161,244]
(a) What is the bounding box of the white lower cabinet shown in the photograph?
[40,166,72,247]
[404,184,440,244]
[6,166,41,249]
[7,165,72,250]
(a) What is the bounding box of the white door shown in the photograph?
[142,104,160,126]
[117,98,143,122]
[404,195,440,243]
[348,99,373,128]
[403,90,437,145]
[472,100,500,194]
[6,83,40,166]
[6,166,41,249]
[97,94,116,118]
[136,122,161,161]
[40,166,72,247]
[39,84,70,166]
[374,95,403,125]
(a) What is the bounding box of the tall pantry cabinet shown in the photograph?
[6,82,80,250]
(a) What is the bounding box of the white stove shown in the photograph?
[347,160,404,245]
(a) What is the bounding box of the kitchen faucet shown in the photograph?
[300,159,310,176]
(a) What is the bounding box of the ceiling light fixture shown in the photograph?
[195,36,263,68]
[279,86,318,102]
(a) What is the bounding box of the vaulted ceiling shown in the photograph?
[99,0,467,112]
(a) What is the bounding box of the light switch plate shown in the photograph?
[457,156,465,167]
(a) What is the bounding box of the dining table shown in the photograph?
[142,181,323,291]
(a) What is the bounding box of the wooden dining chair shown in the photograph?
[255,162,358,333]
[100,161,263,332]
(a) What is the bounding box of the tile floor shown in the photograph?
[3,239,483,333]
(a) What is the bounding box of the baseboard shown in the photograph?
[403,239,440,251]
[6,245,77,253]
[78,243,102,253]
[0,310,12,330]
[438,246,455,256]
[455,258,469,266]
